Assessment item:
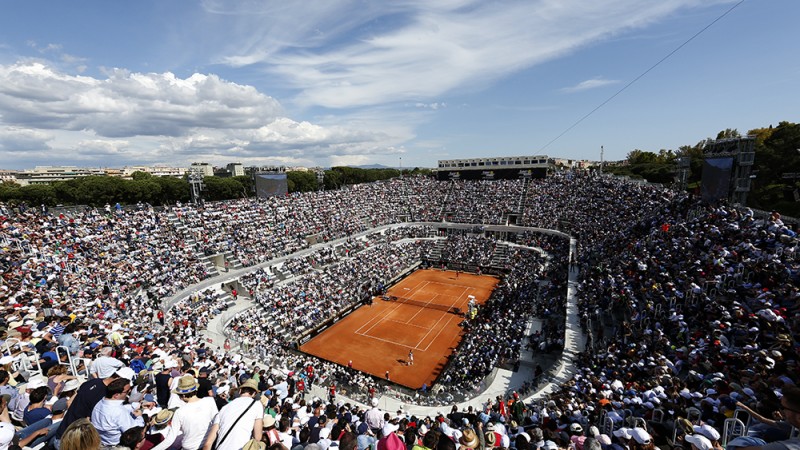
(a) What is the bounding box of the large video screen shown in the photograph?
[701,157,733,203]
[254,173,288,198]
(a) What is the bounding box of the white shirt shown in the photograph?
[213,396,263,450]
[172,397,219,450]
[0,422,15,450]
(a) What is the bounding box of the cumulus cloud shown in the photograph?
[0,62,283,137]
[0,61,409,168]
[0,127,53,152]
[0,0,735,169]
[560,77,621,93]
[74,139,131,156]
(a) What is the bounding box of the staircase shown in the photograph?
[223,250,244,270]
[490,243,509,268]
[199,255,219,277]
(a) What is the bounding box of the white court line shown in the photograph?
[358,281,431,335]
[419,312,457,353]
[413,287,471,350]
[404,293,439,324]
[428,280,493,290]
[353,279,481,352]
[354,297,406,335]
[354,319,430,350]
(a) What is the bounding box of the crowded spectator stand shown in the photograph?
[0,172,796,450]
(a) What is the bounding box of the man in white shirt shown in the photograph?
[152,375,219,450]
[202,379,263,450]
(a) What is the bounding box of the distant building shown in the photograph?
[0,170,17,183]
[123,166,185,178]
[552,158,606,169]
[14,166,108,186]
[226,163,245,177]
[189,162,214,177]
[436,155,554,181]
[245,165,286,176]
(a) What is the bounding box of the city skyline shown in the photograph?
[0,1,798,170]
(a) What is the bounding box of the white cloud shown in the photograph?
[0,0,737,169]
[560,77,621,93]
[0,61,410,168]
[208,0,732,108]
[415,102,447,110]
[74,139,131,156]
[0,62,283,137]
[0,126,53,152]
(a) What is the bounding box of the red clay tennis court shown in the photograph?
[299,268,499,389]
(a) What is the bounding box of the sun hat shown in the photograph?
[155,409,174,426]
[243,440,266,450]
[61,378,81,392]
[239,378,259,392]
[116,367,136,382]
[612,428,632,440]
[51,397,69,414]
[26,377,47,390]
[542,441,558,450]
[377,432,405,450]
[485,431,497,447]
[382,422,399,435]
[172,375,198,394]
[459,429,479,448]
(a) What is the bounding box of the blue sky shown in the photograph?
[0,0,797,170]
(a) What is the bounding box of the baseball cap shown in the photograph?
[685,434,712,450]
[693,424,720,441]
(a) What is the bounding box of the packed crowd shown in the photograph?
[439,180,525,224]
[0,172,798,450]
[227,237,435,349]
[434,235,499,268]
[438,244,563,396]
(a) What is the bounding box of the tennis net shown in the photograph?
[381,295,460,314]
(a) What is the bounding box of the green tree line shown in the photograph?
[0,167,432,207]
[604,121,800,216]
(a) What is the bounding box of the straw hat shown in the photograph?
[459,429,479,448]
[155,409,174,426]
[172,375,198,394]
[243,439,266,450]
[240,378,259,392]
[485,431,497,447]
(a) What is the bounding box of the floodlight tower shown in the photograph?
[188,168,205,204]
[600,146,604,174]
